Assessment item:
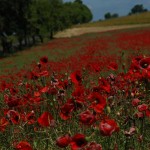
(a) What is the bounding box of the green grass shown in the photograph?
[0,27,150,76]
[0,23,150,150]
[75,12,150,27]
[0,37,89,75]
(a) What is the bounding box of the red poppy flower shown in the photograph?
[70,71,82,85]
[15,141,33,150]
[141,67,150,79]
[30,96,41,103]
[39,70,49,77]
[135,112,144,118]
[129,56,144,71]
[139,57,150,70]
[29,71,39,80]
[88,62,101,72]
[100,119,119,136]
[48,87,57,95]
[40,56,48,64]
[0,117,9,132]
[146,109,150,117]
[60,99,75,120]
[38,112,54,127]
[34,91,41,97]
[79,110,96,126]
[137,104,148,112]
[89,93,106,113]
[56,134,71,148]
[40,86,49,93]
[86,142,102,150]
[129,62,140,72]
[25,111,36,125]
[9,88,18,95]
[4,95,19,108]
[6,110,20,124]
[72,85,84,97]
[70,133,87,150]
[108,62,118,71]
[133,55,144,62]
[74,98,85,110]
[92,86,100,92]
[132,98,140,107]
[99,78,111,93]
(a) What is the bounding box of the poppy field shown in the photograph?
[0,28,150,150]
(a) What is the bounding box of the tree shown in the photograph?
[48,0,63,39]
[130,4,148,15]
[0,0,92,55]
[112,13,119,18]
[14,0,32,47]
[23,0,63,41]
[80,4,93,23]
[74,0,83,4]
[104,12,111,19]
[29,0,52,42]
[0,0,32,51]
[63,1,92,25]
[0,0,31,53]
[104,12,119,20]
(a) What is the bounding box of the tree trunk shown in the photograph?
[38,35,43,43]
[18,38,23,50]
[1,37,9,54]
[24,28,28,46]
[50,30,53,39]
[1,38,7,54]
[32,35,36,45]
[24,36,27,46]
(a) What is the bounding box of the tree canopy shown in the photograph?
[0,0,92,55]
[104,12,119,20]
[129,4,148,15]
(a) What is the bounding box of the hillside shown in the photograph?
[54,24,150,38]
[75,11,150,27]
[54,12,150,38]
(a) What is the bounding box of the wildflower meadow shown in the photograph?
[0,28,150,150]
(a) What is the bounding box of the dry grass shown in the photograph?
[54,24,150,38]
[75,12,150,27]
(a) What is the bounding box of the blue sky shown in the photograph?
[63,0,150,21]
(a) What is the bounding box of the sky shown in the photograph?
[63,0,150,21]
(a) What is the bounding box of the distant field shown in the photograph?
[54,24,150,38]
[76,12,150,27]
[0,27,149,75]
[0,24,150,150]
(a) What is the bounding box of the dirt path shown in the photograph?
[54,24,150,38]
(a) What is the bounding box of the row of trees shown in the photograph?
[104,4,148,20]
[0,0,92,54]
[129,4,148,15]
[104,13,119,20]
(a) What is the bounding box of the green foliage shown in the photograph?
[104,12,112,19]
[74,0,83,4]
[129,4,148,15]
[63,1,92,25]
[0,0,92,55]
[112,13,119,18]
[104,12,119,20]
